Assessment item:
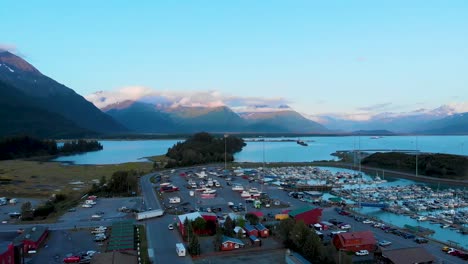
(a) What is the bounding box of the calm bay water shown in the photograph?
[54,139,181,164]
[53,135,468,165]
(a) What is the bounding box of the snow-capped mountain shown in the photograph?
[88,90,328,134]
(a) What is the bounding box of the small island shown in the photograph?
[165,132,246,168]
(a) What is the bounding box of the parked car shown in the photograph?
[379,240,392,247]
[448,249,462,256]
[355,250,369,256]
[339,210,350,216]
[339,224,351,230]
[442,246,454,252]
[63,256,81,263]
[414,237,428,244]
[94,234,107,241]
[168,224,174,230]
[402,233,415,239]
[362,219,373,224]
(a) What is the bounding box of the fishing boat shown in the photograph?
[202,189,216,194]
[417,216,428,221]
[240,191,251,198]
[232,184,244,192]
[201,193,216,198]
[296,140,308,146]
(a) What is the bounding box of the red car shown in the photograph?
[63,256,81,263]
[448,249,461,256]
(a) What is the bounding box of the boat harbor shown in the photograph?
[234,165,468,247]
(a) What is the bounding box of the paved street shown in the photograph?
[139,172,193,264]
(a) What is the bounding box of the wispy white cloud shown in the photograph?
[86,86,290,111]
[356,102,392,112]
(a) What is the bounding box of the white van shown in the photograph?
[176,243,186,256]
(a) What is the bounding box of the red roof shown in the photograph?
[291,208,322,225]
[336,231,376,247]
[247,211,263,218]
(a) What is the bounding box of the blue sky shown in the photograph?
[1,0,467,117]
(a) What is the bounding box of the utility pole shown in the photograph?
[224,134,228,171]
[415,136,418,177]
[358,136,361,208]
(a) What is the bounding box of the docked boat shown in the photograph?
[417,216,428,221]
[202,189,216,194]
[240,191,251,198]
[201,193,216,198]
[232,184,244,192]
[249,187,259,193]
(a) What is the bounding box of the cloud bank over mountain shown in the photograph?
[86,86,291,113]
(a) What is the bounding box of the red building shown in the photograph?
[221,236,245,251]
[177,212,217,238]
[0,243,14,264]
[243,224,258,237]
[13,226,49,253]
[254,224,269,238]
[288,206,322,226]
[332,231,376,253]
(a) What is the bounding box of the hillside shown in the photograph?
[0,80,94,138]
[0,51,127,135]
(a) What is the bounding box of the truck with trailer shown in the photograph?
[136,209,164,220]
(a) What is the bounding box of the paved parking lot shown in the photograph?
[29,229,100,264]
[0,198,45,223]
[58,197,142,224]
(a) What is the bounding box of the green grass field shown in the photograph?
[0,159,153,198]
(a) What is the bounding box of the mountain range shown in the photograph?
[0,50,467,137]
[99,100,329,134]
[308,106,468,134]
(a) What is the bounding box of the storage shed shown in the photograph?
[254,224,269,238]
[221,236,245,251]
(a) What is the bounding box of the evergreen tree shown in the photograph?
[20,201,33,220]
[223,216,234,236]
[213,226,223,251]
[289,220,311,250]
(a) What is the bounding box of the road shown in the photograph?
[139,172,193,264]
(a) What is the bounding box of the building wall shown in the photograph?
[0,244,15,264]
[221,242,234,251]
[293,209,322,225]
[332,236,375,253]
[258,229,269,238]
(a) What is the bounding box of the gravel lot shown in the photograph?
[29,229,100,264]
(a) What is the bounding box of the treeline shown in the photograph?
[165,132,246,168]
[277,219,351,264]
[89,170,139,196]
[0,136,103,160]
[362,152,468,180]
[21,193,67,220]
